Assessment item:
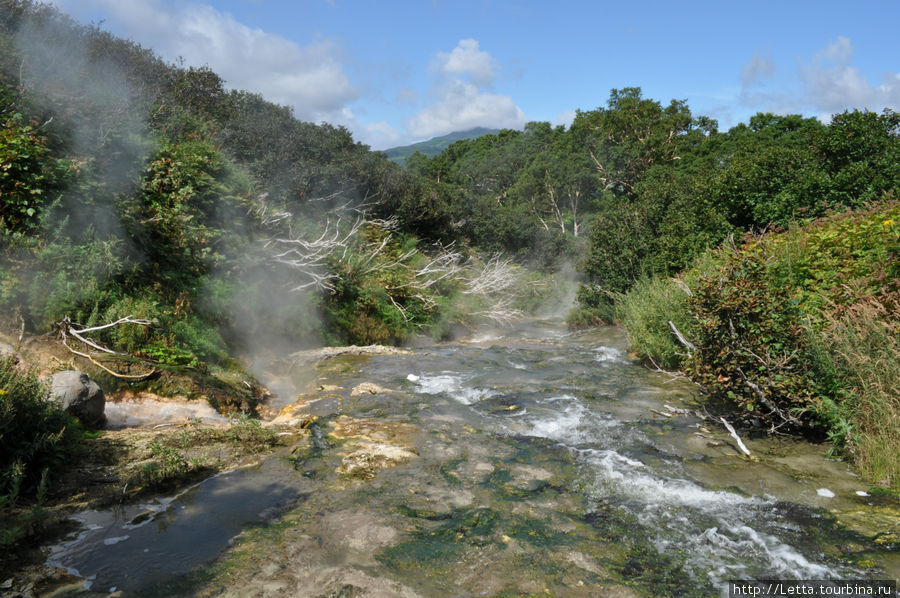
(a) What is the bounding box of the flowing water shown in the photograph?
[46,319,899,596]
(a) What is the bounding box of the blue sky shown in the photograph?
[49,0,900,150]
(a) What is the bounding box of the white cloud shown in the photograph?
[51,0,358,123]
[407,79,526,139]
[553,109,577,128]
[358,120,406,150]
[800,36,900,113]
[435,38,497,87]
[396,87,419,106]
[741,50,775,87]
[821,36,854,62]
[736,37,900,119]
[405,39,526,139]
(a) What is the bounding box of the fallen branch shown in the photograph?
[736,367,802,431]
[64,315,153,354]
[645,354,688,382]
[668,321,696,353]
[61,338,156,380]
[719,417,752,458]
[58,316,156,380]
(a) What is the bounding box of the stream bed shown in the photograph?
[45,320,899,596]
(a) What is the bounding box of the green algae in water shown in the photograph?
[582,503,709,597]
[438,455,467,486]
[384,506,589,574]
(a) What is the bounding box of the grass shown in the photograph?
[614,276,693,371]
[811,298,900,489]
[132,413,280,490]
[614,250,718,371]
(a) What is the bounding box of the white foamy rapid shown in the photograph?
[500,394,619,445]
[414,373,496,405]
[593,345,624,363]
[506,391,847,585]
[577,446,842,582]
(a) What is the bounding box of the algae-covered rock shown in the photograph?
[338,442,417,480]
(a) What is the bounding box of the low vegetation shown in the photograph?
[617,204,900,489]
[0,356,82,561]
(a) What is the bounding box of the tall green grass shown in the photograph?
[810,299,900,489]
[614,251,717,371]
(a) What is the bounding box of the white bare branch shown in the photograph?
[463,254,519,296]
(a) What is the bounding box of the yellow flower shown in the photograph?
[0,389,7,395]
[883,219,895,228]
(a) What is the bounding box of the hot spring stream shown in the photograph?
[45,319,899,596]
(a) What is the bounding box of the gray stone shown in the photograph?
[49,370,106,427]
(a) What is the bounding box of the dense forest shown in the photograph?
[1,0,899,560]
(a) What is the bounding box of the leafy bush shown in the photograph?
[137,441,205,490]
[0,104,65,234]
[322,226,436,345]
[1,356,83,556]
[765,202,900,319]
[627,203,900,490]
[686,241,818,430]
[565,304,608,330]
[0,357,82,497]
[223,413,277,450]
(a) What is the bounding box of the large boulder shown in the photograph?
[49,370,106,427]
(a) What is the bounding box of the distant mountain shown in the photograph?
[383,127,501,166]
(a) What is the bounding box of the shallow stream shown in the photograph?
[46,319,899,596]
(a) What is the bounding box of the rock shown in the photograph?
[350,382,392,396]
[49,370,106,427]
[337,442,417,480]
[330,415,417,444]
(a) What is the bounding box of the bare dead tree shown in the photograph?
[256,193,530,327]
[266,215,366,291]
[461,254,527,324]
[463,254,519,296]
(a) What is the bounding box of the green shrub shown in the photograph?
[673,203,900,476]
[0,357,82,497]
[687,241,818,430]
[0,105,65,234]
[1,356,83,558]
[137,442,205,489]
[572,284,616,325]
[765,202,900,319]
[15,236,126,331]
[223,413,277,450]
[564,305,608,330]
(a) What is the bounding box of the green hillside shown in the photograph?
[383,127,500,166]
